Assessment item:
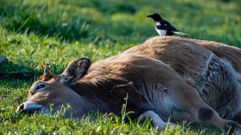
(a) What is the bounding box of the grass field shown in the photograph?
[0,0,240,134]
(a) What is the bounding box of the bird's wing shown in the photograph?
[163,20,178,31]
[156,24,165,29]
[172,31,191,37]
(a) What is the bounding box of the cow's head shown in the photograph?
[16,58,91,116]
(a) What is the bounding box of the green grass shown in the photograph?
[0,0,240,134]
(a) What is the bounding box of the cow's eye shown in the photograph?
[35,84,46,91]
[159,87,168,94]
[163,88,168,93]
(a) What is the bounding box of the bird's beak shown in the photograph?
[147,15,152,18]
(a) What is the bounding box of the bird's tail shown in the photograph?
[173,31,191,37]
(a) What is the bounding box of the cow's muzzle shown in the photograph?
[16,101,43,114]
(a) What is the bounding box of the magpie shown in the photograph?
[147,13,190,37]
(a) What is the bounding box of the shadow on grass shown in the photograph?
[0,0,138,44]
[0,2,92,42]
[0,60,36,80]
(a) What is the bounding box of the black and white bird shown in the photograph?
[147,13,190,37]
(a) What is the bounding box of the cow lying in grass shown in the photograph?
[17,36,241,134]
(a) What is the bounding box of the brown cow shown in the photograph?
[17,36,241,134]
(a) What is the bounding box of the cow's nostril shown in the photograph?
[198,107,213,121]
[16,104,25,113]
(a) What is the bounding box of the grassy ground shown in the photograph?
[0,0,240,134]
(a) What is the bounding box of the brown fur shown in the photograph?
[194,39,241,73]
[123,36,241,120]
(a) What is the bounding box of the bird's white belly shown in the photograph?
[155,28,167,36]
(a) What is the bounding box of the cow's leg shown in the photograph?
[138,110,174,132]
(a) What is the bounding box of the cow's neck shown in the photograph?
[70,80,110,113]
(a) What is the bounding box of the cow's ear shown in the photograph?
[61,58,91,83]
[40,64,54,81]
